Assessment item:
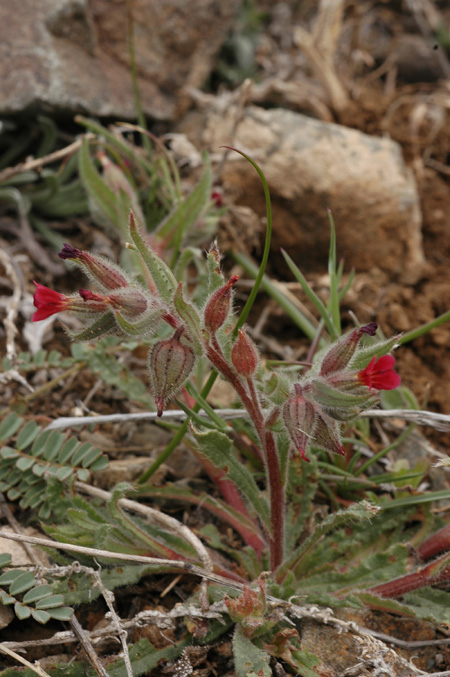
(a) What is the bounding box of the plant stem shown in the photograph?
[207,337,284,569]
[369,551,450,598]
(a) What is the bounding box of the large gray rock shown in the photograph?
[201,105,424,282]
[0,0,241,120]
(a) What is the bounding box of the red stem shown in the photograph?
[206,338,285,569]
[191,450,266,556]
[417,524,450,562]
[369,552,450,598]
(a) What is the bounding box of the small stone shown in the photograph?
[200,105,424,283]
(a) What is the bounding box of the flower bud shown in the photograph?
[312,412,346,457]
[97,151,135,201]
[231,329,258,377]
[283,385,316,462]
[204,275,239,333]
[320,323,378,376]
[148,327,195,416]
[107,288,149,317]
[59,244,129,291]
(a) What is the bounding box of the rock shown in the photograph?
[0,0,242,120]
[197,105,424,283]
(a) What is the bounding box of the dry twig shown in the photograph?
[44,406,450,433]
[0,645,52,677]
[0,248,22,363]
[0,138,84,185]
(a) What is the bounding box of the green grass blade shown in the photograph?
[281,248,337,339]
[327,209,341,335]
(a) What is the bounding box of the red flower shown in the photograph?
[32,282,71,321]
[357,355,401,391]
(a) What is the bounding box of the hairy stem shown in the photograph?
[207,337,284,569]
[369,552,450,598]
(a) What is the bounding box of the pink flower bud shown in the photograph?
[231,329,258,377]
[59,244,129,290]
[204,275,239,333]
[148,327,196,416]
[320,323,378,376]
[283,385,316,462]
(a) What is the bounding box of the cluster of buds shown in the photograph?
[32,240,199,414]
[31,216,241,417]
[283,323,401,462]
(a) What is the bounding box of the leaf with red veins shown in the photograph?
[357,355,401,391]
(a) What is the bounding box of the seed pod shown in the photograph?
[59,244,129,291]
[283,385,316,462]
[320,323,378,376]
[107,288,149,317]
[231,329,258,377]
[148,327,195,416]
[204,275,239,333]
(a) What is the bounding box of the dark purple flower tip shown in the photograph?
[360,322,378,337]
[59,243,83,260]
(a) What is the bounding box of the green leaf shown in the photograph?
[0,413,22,441]
[81,447,103,468]
[10,571,36,595]
[0,553,12,568]
[23,584,53,604]
[69,311,118,341]
[192,427,270,529]
[156,160,212,240]
[31,609,51,624]
[90,456,109,471]
[56,466,74,481]
[36,594,64,609]
[0,447,19,460]
[71,442,95,466]
[404,587,450,624]
[42,431,65,461]
[14,602,31,620]
[233,625,271,677]
[47,606,73,621]
[79,137,121,229]
[15,457,36,472]
[128,211,177,303]
[277,501,379,579]
[172,283,203,354]
[106,637,187,677]
[16,421,41,449]
[0,569,24,585]
[350,335,400,371]
[357,592,417,617]
[281,248,337,339]
[0,590,15,605]
[30,429,52,457]
[380,384,418,410]
[58,438,80,464]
